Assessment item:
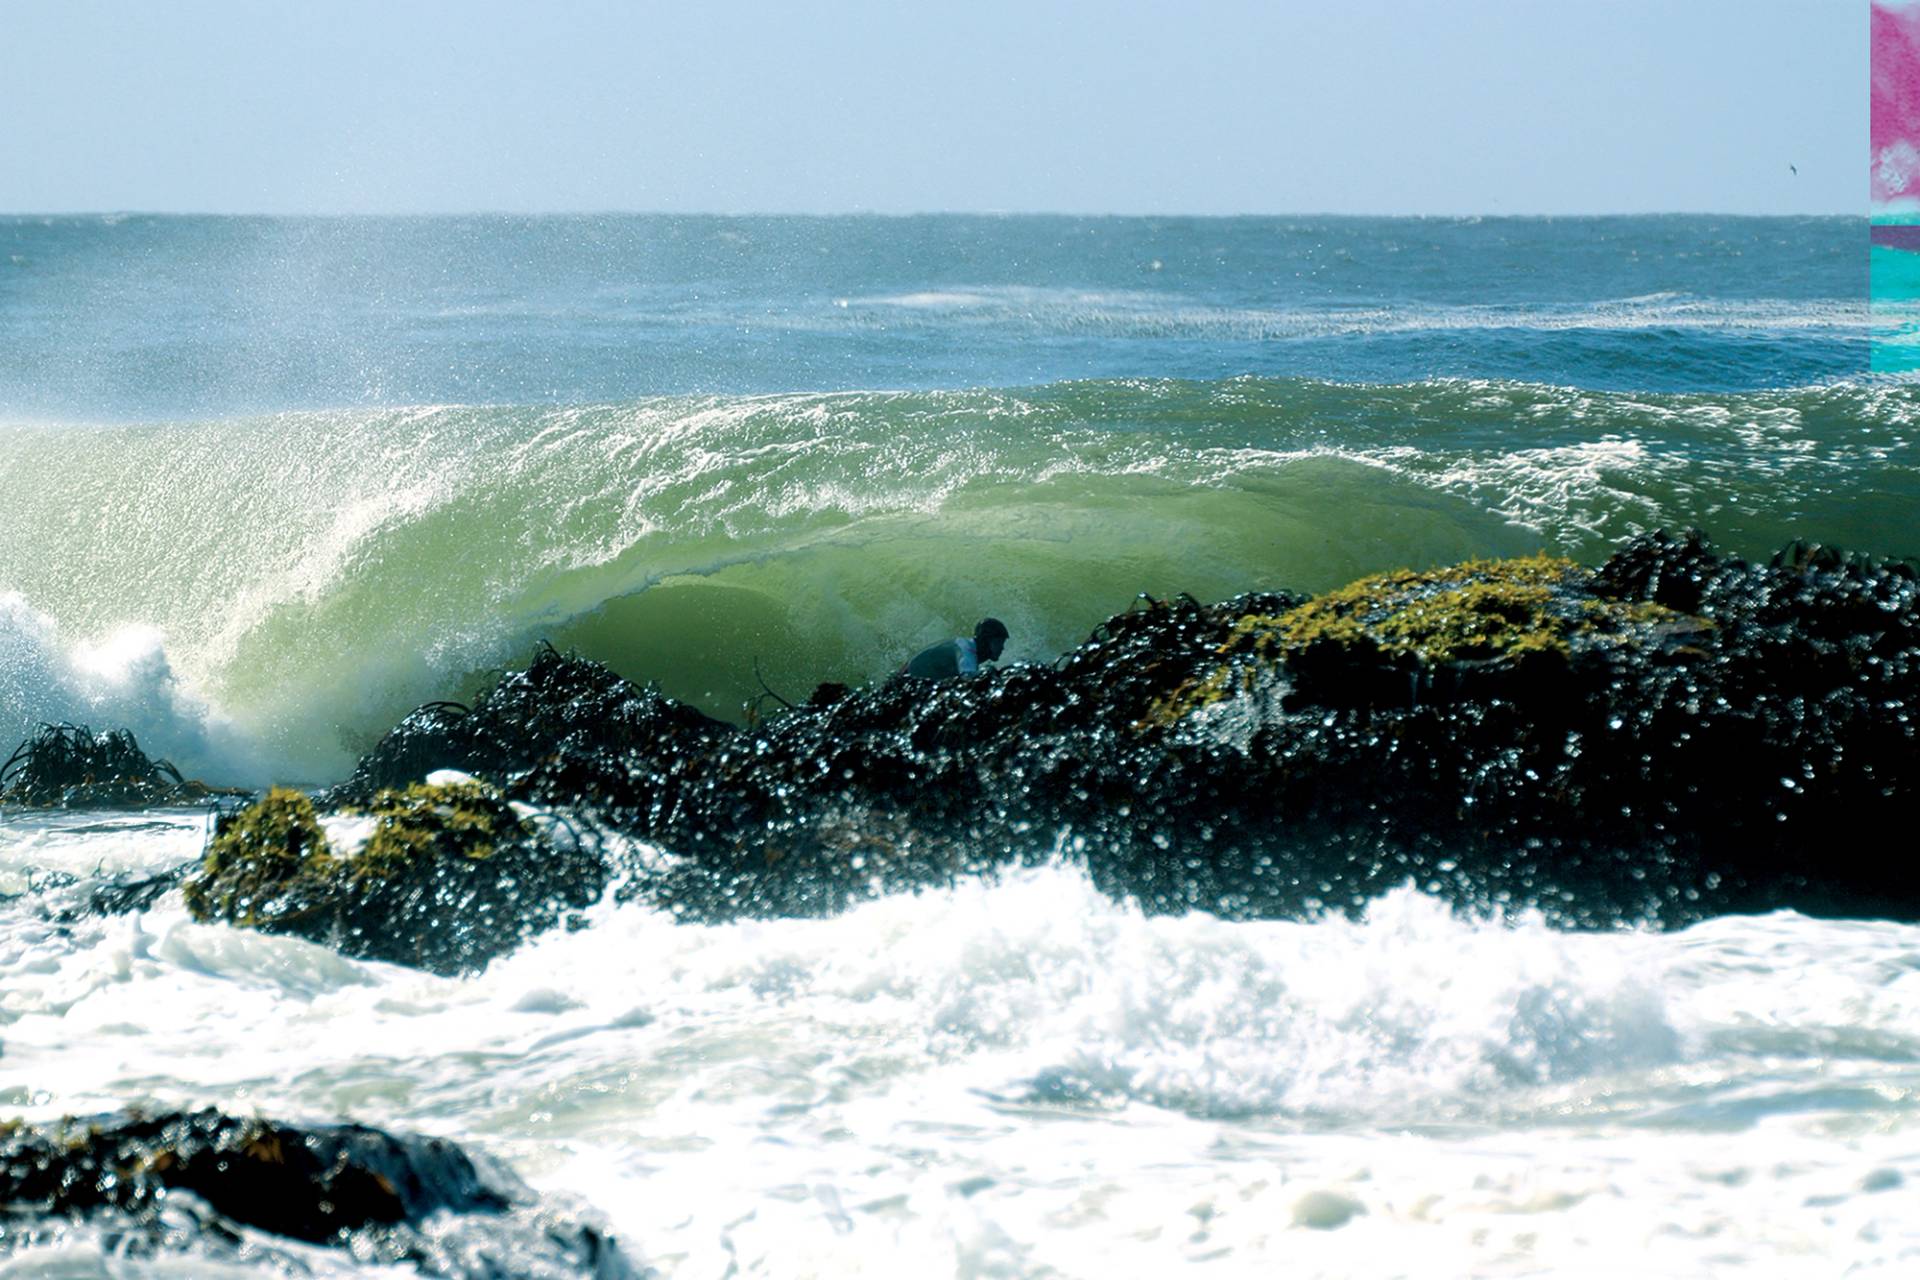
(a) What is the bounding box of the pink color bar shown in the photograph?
[1873,3,1920,207]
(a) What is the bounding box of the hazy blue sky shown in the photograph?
[0,0,1860,215]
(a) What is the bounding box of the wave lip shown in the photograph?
[0,591,246,782]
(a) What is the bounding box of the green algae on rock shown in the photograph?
[1273,555,1585,662]
[182,786,335,927]
[1271,554,1707,662]
[354,780,524,878]
[1144,554,1708,727]
[184,778,608,974]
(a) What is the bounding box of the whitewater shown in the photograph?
[2,214,1914,1276]
[6,824,1918,1277]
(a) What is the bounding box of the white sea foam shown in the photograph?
[0,592,251,783]
[1426,436,1676,542]
[2,852,1918,1276]
[833,284,1866,342]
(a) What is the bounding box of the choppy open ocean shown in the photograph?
[5,214,1918,1277]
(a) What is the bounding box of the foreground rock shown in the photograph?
[315,530,1919,928]
[0,1108,638,1278]
[148,530,1920,965]
[183,776,607,974]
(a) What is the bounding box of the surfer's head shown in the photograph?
[974,617,1009,662]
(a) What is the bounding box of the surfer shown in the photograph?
[902,618,1009,679]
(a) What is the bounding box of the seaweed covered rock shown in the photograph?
[0,1109,637,1278]
[184,778,607,974]
[0,723,220,808]
[334,641,731,804]
[1123,531,1920,918]
[330,531,1920,930]
[183,786,337,925]
[1147,552,1711,721]
[329,594,1289,919]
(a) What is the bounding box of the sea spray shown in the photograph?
[3,854,1916,1275]
[0,592,245,782]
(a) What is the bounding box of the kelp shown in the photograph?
[0,722,217,808]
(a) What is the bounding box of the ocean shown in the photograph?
[4,214,1917,1277]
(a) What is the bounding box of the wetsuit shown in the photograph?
[904,636,980,679]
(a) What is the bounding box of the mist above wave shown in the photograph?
[0,214,1864,418]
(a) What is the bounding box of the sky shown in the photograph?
[0,0,1862,216]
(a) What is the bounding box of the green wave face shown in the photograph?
[4,377,1916,780]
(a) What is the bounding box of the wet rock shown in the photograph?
[0,723,227,808]
[1589,526,1723,612]
[503,592,1305,921]
[1142,553,1700,719]
[295,531,1920,935]
[1121,531,1920,919]
[183,778,607,974]
[0,1108,640,1278]
[334,641,731,804]
[806,680,853,708]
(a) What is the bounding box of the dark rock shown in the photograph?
[1589,527,1722,613]
[806,681,852,708]
[333,642,731,804]
[207,532,1920,953]
[0,1109,639,1278]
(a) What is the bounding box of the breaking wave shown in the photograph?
[2,376,1915,781]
